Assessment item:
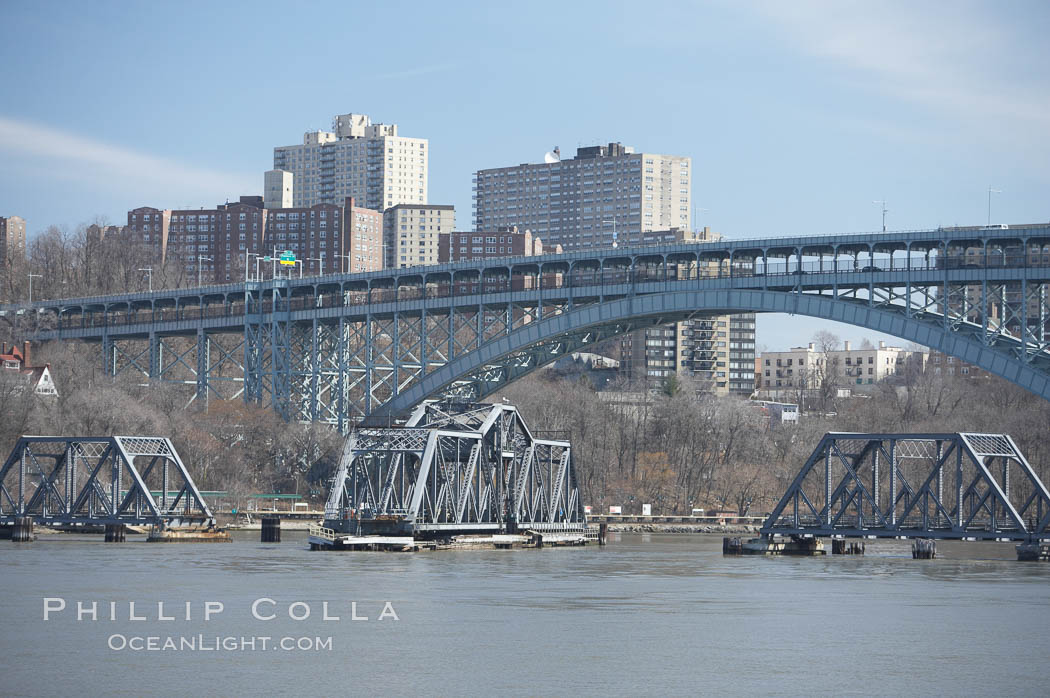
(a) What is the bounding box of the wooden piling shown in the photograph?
[261,515,281,543]
[832,539,865,555]
[912,539,936,559]
[104,524,127,542]
[12,516,34,542]
[598,523,608,546]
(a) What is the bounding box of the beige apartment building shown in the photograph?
[473,142,691,252]
[271,113,427,211]
[383,204,455,269]
[759,341,927,391]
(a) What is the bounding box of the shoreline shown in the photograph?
[606,524,760,535]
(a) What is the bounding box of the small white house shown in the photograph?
[0,341,59,397]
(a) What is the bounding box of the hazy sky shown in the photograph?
[2,1,1048,349]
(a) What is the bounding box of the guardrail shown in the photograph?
[308,524,337,541]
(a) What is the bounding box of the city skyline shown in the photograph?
[2,0,1047,349]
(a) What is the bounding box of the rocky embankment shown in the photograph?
[608,523,760,534]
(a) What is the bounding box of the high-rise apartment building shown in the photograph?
[473,142,691,251]
[271,113,428,211]
[383,204,455,269]
[264,170,293,209]
[127,196,383,282]
[604,226,754,396]
[471,142,756,392]
[0,215,27,265]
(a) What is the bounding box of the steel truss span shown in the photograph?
[17,224,1050,424]
[322,402,585,537]
[0,436,216,527]
[761,432,1050,541]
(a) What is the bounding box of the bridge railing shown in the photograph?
[43,255,1050,328]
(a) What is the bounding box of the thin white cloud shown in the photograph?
[750,1,1050,140]
[0,116,258,204]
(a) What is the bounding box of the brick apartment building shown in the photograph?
[0,215,27,266]
[126,196,382,282]
[438,226,548,262]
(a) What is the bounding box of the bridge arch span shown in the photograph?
[374,288,1050,417]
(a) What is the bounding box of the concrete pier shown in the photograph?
[724,535,825,556]
[1016,542,1050,561]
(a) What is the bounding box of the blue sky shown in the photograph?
[2,0,1048,350]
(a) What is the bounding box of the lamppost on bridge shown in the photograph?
[337,252,352,274]
[872,199,888,232]
[197,256,213,287]
[27,273,41,305]
[306,254,325,276]
[601,218,618,249]
[138,267,153,293]
[987,186,1002,225]
[693,206,709,234]
[244,252,260,283]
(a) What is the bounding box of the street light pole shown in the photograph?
[987,186,1002,225]
[872,199,888,232]
[138,267,153,292]
[197,255,213,287]
[338,252,352,274]
[306,256,325,277]
[27,273,41,305]
[602,218,617,248]
[693,206,709,232]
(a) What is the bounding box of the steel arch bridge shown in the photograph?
[16,223,1050,428]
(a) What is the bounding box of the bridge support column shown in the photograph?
[102,334,115,376]
[196,330,209,404]
[261,515,281,543]
[149,332,160,379]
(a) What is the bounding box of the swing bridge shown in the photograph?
[761,432,1050,542]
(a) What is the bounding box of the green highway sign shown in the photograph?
[279,250,296,266]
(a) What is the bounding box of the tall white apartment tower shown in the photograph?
[271,113,428,211]
[473,143,690,250]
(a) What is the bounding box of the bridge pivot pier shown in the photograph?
[1016,542,1050,561]
[722,535,826,556]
